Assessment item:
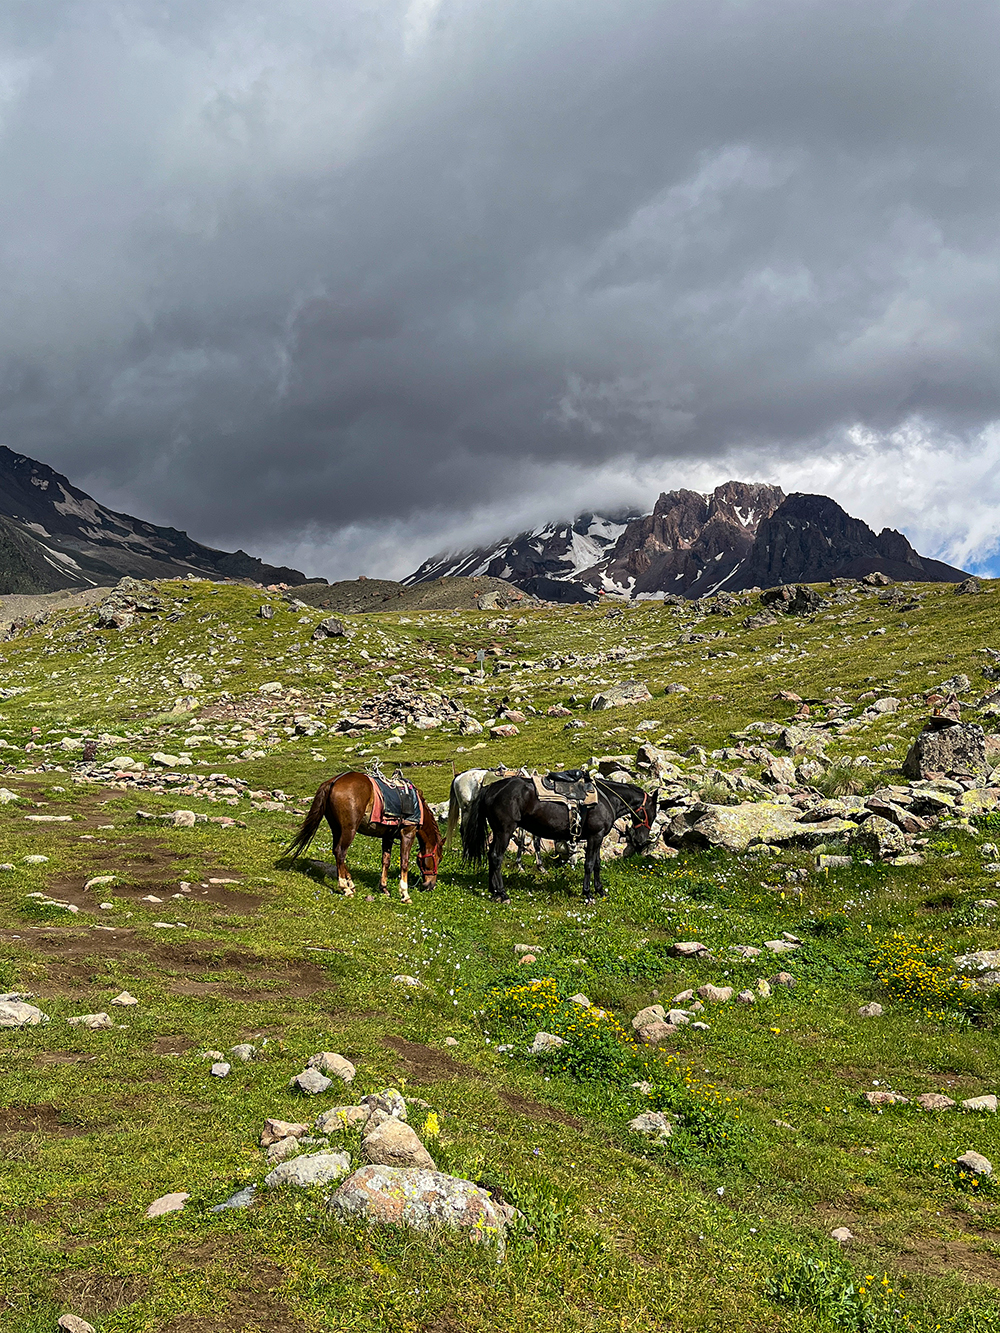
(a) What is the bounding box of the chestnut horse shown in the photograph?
[286,772,442,904]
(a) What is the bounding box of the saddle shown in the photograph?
[532,769,599,806]
[368,770,421,826]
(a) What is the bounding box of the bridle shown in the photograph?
[594,777,653,832]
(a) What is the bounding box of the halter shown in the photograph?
[595,777,653,831]
[417,840,441,881]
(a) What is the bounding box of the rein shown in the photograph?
[594,777,652,831]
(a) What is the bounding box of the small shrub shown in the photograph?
[767,1250,913,1330]
[814,761,868,798]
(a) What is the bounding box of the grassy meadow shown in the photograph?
[1,576,1000,1331]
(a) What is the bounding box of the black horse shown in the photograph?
[461,774,656,902]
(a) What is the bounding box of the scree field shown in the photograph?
[2,576,1000,1332]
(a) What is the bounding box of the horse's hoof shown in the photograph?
[400,894,412,905]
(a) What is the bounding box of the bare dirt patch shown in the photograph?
[57,1270,152,1313]
[382,1035,482,1083]
[152,1034,197,1054]
[497,1088,583,1129]
[0,1103,89,1136]
[895,1234,1000,1285]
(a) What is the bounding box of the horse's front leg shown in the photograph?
[379,834,393,894]
[583,834,605,900]
[533,836,544,871]
[398,828,414,904]
[487,818,510,902]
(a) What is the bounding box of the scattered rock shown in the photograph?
[627,1111,672,1139]
[735,989,756,1004]
[631,1004,666,1030]
[111,991,138,1007]
[145,1191,189,1218]
[67,1013,113,1030]
[57,1316,96,1333]
[858,1003,883,1018]
[0,1000,48,1027]
[315,1106,370,1134]
[771,972,796,988]
[260,1118,309,1148]
[209,1184,257,1213]
[756,978,771,997]
[264,1151,352,1189]
[961,1095,998,1113]
[850,815,906,860]
[864,1090,909,1108]
[230,1043,255,1061]
[697,984,733,1004]
[903,722,987,779]
[392,974,422,987]
[957,1150,992,1175]
[590,680,653,710]
[266,1136,302,1165]
[306,1052,356,1083]
[312,616,347,639]
[363,1117,435,1169]
[530,1031,566,1053]
[830,1227,854,1244]
[360,1089,407,1123]
[636,1020,678,1045]
[290,1068,332,1096]
[210,1062,231,1078]
[763,940,798,954]
[916,1092,956,1111]
[670,941,710,957]
[330,1166,515,1248]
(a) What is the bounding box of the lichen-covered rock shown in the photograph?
[916,1092,956,1111]
[903,723,987,778]
[627,1111,672,1138]
[590,680,652,711]
[360,1089,407,1123]
[330,1165,515,1248]
[315,1106,370,1134]
[850,816,906,860]
[289,1067,331,1095]
[677,802,805,851]
[631,1004,666,1031]
[697,984,733,1004]
[362,1118,435,1170]
[530,1031,566,1053]
[264,1151,351,1189]
[957,1150,992,1175]
[961,1095,998,1113]
[864,1090,909,1108]
[858,1003,883,1018]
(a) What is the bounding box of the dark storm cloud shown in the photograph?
[0,0,998,575]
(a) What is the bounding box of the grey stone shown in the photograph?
[312,616,347,640]
[864,1090,909,1108]
[697,984,733,1003]
[58,1315,97,1333]
[209,1183,257,1212]
[590,680,653,710]
[858,1003,883,1017]
[830,1227,854,1244]
[763,940,799,954]
[771,972,796,987]
[360,1089,407,1122]
[67,1012,113,1030]
[631,1004,666,1030]
[916,1092,956,1111]
[264,1151,352,1189]
[330,1166,515,1248]
[290,1067,332,1095]
[210,1062,231,1078]
[849,815,906,859]
[735,989,756,1004]
[230,1043,255,1061]
[636,1020,678,1044]
[266,1136,301,1165]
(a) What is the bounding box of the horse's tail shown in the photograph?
[285,777,337,859]
[462,789,490,865]
[443,779,461,854]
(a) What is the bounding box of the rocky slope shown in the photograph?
[0,446,314,592]
[406,482,968,599]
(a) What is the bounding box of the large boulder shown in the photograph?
[850,815,906,860]
[264,1151,352,1189]
[903,723,987,778]
[590,680,652,710]
[673,802,852,852]
[0,1000,48,1028]
[330,1166,515,1248]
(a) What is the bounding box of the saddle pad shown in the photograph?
[369,774,421,825]
[533,772,599,806]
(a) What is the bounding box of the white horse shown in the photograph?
[444,767,543,869]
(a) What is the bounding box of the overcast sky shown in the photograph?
[1,0,999,579]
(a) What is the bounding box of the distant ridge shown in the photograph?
[0,446,315,593]
[405,482,968,599]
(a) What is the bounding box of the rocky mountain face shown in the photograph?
[405,482,968,598]
[0,447,312,593]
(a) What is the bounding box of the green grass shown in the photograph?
[2,578,1000,1329]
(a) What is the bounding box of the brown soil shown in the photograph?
[422,1315,467,1333]
[0,1103,89,1136]
[34,1050,99,1065]
[152,1034,197,1054]
[57,1270,152,1312]
[895,1233,1000,1284]
[382,1035,483,1083]
[497,1088,583,1129]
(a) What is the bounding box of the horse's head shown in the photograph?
[416,838,441,889]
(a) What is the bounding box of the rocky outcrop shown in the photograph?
[404,483,966,600]
[735,493,966,589]
[0,445,315,593]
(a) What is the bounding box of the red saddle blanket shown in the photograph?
[368,774,422,826]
